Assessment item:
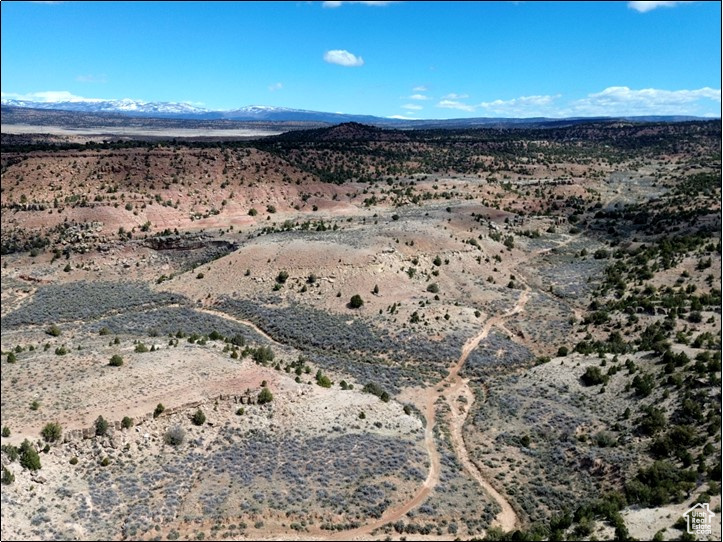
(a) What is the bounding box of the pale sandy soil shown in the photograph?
[2,123,282,138]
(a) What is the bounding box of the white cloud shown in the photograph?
[442,93,469,100]
[323,1,397,7]
[1,90,104,103]
[323,49,364,67]
[569,86,720,116]
[438,87,720,117]
[76,74,107,84]
[402,103,423,110]
[436,99,477,113]
[478,94,560,115]
[413,85,427,92]
[268,82,283,92]
[436,93,560,117]
[627,1,694,13]
[408,93,429,100]
[387,114,417,120]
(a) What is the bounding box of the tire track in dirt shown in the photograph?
[334,288,529,540]
[196,307,282,346]
[205,238,574,539]
[334,237,578,539]
[440,287,530,533]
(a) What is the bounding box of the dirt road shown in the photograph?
[440,287,530,532]
[336,287,530,540]
[201,264,542,539]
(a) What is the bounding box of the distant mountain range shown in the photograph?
[0,97,712,129]
[0,98,390,124]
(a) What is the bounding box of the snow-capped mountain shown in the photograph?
[1,97,709,127]
[0,98,208,116]
[0,98,390,123]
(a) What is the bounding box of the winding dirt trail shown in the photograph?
[441,287,530,532]
[198,240,574,539]
[329,386,441,540]
[335,287,530,540]
[197,307,282,346]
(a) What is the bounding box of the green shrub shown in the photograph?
[2,445,19,462]
[1,426,9,438]
[6,352,16,364]
[426,283,440,294]
[594,248,610,260]
[276,271,289,284]
[349,294,364,309]
[164,425,185,446]
[154,403,165,418]
[191,409,206,426]
[257,387,273,404]
[19,440,41,471]
[252,346,274,364]
[632,373,655,397]
[95,416,109,436]
[121,416,134,429]
[1,466,14,485]
[41,422,62,443]
[98,326,111,336]
[46,324,61,337]
[316,373,332,388]
[109,354,124,367]
[626,460,696,506]
[581,366,608,386]
[248,208,258,216]
[69,456,78,465]
[363,382,390,402]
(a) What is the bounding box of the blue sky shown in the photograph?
[1,1,721,118]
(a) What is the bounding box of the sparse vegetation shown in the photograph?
[257,387,273,404]
[19,440,41,471]
[109,354,124,366]
[2,466,15,485]
[41,422,62,443]
[95,415,109,436]
[164,425,186,446]
[0,118,719,541]
[191,409,207,426]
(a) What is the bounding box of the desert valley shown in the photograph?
[0,112,720,541]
